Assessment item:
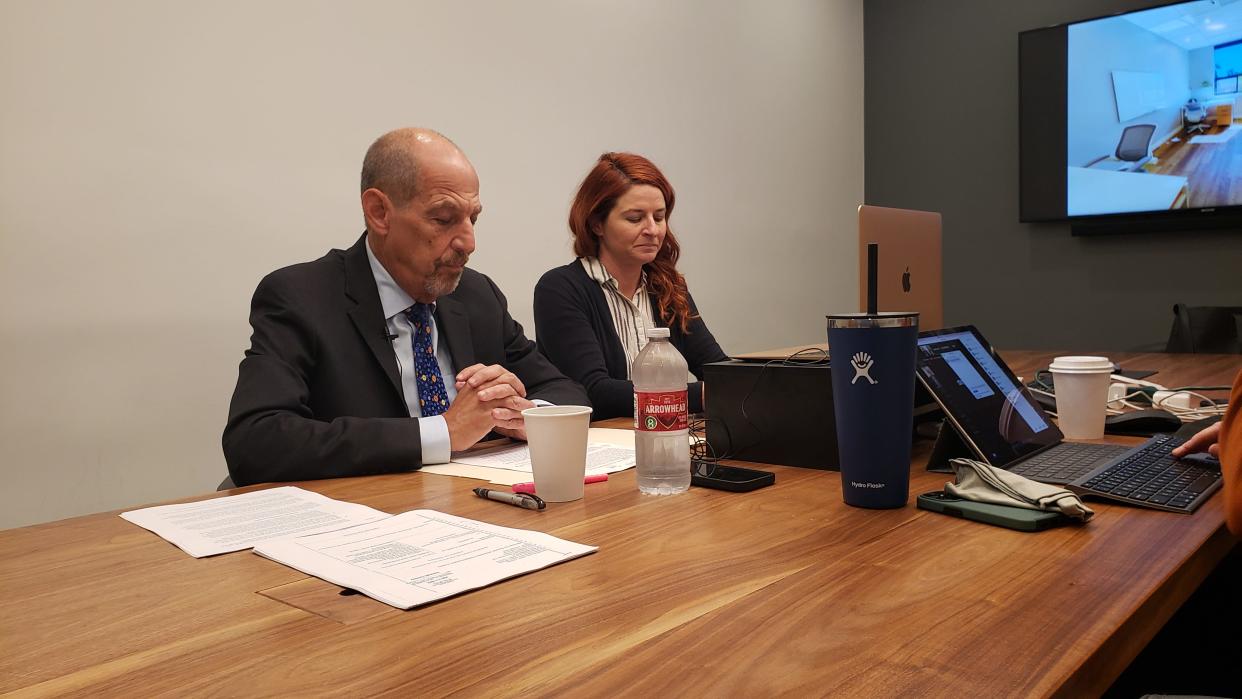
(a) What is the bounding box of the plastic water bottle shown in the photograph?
[632,327,691,495]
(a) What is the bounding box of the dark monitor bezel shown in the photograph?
[1018,0,1242,231]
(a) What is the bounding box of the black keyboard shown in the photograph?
[1009,442,1131,484]
[1068,434,1222,513]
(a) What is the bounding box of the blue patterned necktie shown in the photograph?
[404,303,450,417]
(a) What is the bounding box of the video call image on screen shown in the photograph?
[1067,1,1242,216]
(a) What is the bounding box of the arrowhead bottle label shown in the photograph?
[634,390,688,431]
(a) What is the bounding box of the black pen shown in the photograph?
[472,487,546,511]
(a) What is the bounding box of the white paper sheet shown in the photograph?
[421,428,637,485]
[253,510,597,609]
[582,427,637,448]
[120,486,390,558]
[418,462,529,485]
[451,442,635,474]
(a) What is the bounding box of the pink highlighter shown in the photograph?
[513,474,608,494]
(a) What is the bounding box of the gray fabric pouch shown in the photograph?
[947,458,1095,522]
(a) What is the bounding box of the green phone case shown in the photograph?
[917,491,1072,532]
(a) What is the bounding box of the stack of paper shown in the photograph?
[253,510,597,609]
[423,426,637,485]
[120,486,389,558]
[122,487,599,609]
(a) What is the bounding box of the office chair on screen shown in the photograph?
[1184,104,1209,135]
[1113,124,1156,172]
[1166,303,1242,354]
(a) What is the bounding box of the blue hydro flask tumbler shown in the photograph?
[827,312,919,508]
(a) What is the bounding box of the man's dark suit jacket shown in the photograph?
[223,235,588,487]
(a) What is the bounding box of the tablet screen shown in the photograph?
[915,326,1061,466]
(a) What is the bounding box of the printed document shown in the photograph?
[253,510,597,609]
[120,486,390,558]
[451,442,635,474]
[421,427,636,484]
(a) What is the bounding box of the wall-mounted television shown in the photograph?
[1020,0,1242,234]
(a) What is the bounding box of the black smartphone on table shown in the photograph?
[691,463,775,492]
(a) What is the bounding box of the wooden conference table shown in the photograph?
[1,351,1238,697]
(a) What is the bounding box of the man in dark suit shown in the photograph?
[223,128,588,486]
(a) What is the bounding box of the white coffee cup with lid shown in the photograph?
[1049,356,1113,439]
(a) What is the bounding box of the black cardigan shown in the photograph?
[533,261,728,419]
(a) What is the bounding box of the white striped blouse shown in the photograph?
[579,256,657,379]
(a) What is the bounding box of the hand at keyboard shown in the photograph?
[1070,434,1222,514]
[1171,421,1221,460]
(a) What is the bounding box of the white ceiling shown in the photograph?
[1123,0,1242,49]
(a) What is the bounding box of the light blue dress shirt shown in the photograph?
[365,241,456,464]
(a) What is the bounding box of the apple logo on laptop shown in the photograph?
[902,266,911,293]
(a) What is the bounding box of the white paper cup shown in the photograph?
[521,405,593,502]
[1049,356,1113,439]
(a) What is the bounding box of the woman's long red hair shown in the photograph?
[568,152,694,332]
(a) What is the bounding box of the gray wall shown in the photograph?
[0,0,864,529]
[864,0,1242,351]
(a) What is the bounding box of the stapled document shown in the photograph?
[120,486,390,558]
[422,427,637,485]
[253,510,597,609]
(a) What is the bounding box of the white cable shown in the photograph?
[1032,385,1227,423]
[1109,374,1167,390]
[1152,389,1228,422]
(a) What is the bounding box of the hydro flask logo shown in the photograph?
[851,352,877,385]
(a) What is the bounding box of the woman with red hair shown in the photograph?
[534,152,728,419]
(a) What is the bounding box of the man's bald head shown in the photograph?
[360,127,463,206]
[359,128,481,302]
